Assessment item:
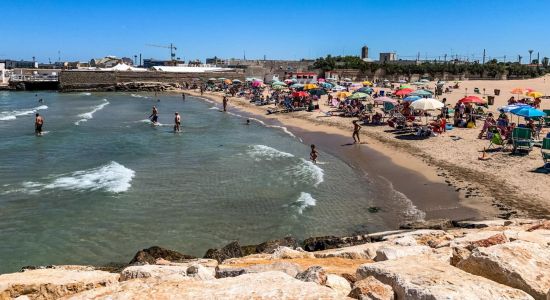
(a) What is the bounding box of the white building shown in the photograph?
[0,63,7,85]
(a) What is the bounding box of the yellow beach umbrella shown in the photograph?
[337,91,351,98]
[527,91,543,98]
[303,83,318,90]
[362,81,373,86]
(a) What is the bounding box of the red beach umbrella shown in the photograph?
[394,88,414,96]
[458,95,486,105]
[292,91,308,98]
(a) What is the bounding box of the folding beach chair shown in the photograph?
[383,102,396,115]
[487,131,508,152]
[542,138,550,169]
[543,110,550,126]
[512,127,534,153]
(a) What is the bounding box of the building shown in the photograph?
[379,52,396,63]
[0,63,7,84]
[286,72,317,84]
[143,59,184,68]
[361,45,369,60]
[90,56,122,68]
[1,60,38,69]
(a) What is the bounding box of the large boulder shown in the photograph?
[255,236,298,254]
[348,276,394,300]
[120,259,217,282]
[0,266,119,300]
[314,243,380,260]
[216,261,302,278]
[356,255,533,299]
[271,246,314,259]
[303,235,371,251]
[65,271,347,299]
[296,266,328,285]
[129,246,196,265]
[325,274,352,297]
[456,241,550,300]
[373,245,431,262]
[204,241,243,263]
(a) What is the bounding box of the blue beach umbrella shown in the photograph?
[510,106,547,118]
[403,95,421,102]
[410,89,433,97]
[498,103,529,113]
[320,82,334,88]
[356,87,373,94]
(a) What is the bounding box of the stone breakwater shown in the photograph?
[1,219,550,299]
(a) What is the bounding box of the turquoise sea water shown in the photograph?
[0,91,423,273]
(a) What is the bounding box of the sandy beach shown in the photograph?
[183,75,550,220]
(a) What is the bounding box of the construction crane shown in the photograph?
[146,43,177,61]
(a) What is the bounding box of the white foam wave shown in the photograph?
[294,159,325,187]
[209,106,219,110]
[75,99,109,125]
[294,192,316,214]
[81,92,92,96]
[18,161,135,194]
[0,105,48,121]
[383,178,426,222]
[130,94,150,99]
[247,145,294,161]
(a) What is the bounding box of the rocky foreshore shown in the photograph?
[2,218,550,299]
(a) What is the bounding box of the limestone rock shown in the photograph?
[129,246,195,265]
[356,255,533,299]
[65,271,347,299]
[399,218,453,230]
[466,233,509,250]
[325,274,352,296]
[453,219,514,229]
[215,267,246,278]
[296,266,327,285]
[373,245,431,262]
[186,264,216,281]
[120,265,187,281]
[0,266,119,300]
[243,261,302,277]
[456,241,550,300]
[271,246,315,259]
[450,230,506,249]
[505,230,550,246]
[526,220,550,232]
[314,243,380,260]
[348,276,394,300]
[204,241,243,263]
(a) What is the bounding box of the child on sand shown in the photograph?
[352,120,362,144]
[310,144,318,164]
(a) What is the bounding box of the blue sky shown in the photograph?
[1,0,549,63]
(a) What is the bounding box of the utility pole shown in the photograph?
[518,55,522,64]
[139,53,142,67]
[503,55,506,63]
[444,54,447,62]
[528,49,534,64]
[482,49,486,64]
[537,52,540,65]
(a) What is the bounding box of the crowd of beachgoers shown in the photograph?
[185,74,550,219]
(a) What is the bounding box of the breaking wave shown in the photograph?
[75,99,109,125]
[247,145,294,161]
[0,105,48,121]
[294,192,316,214]
[17,162,135,194]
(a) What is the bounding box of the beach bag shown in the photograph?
[467,121,475,128]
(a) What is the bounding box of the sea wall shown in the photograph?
[58,71,245,92]
[1,218,549,299]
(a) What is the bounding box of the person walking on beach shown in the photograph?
[149,106,159,124]
[310,144,318,164]
[174,112,181,132]
[352,120,362,144]
[35,113,44,136]
[222,96,229,112]
[182,93,186,101]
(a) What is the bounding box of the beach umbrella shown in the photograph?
[232,79,242,84]
[527,91,543,98]
[399,84,412,89]
[317,78,326,82]
[420,79,430,83]
[290,83,304,89]
[218,77,226,81]
[373,96,397,105]
[272,81,287,86]
[224,79,232,84]
[308,89,327,96]
[403,95,421,102]
[395,88,414,96]
[207,78,216,81]
[251,80,263,88]
[498,103,529,113]
[337,91,352,98]
[292,91,308,98]
[356,87,373,93]
[283,79,294,84]
[410,89,433,97]
[272,85,286,90]
[362,81,373,86]
[412,81,426,86]
[510,106,547,118]
[304,83,318,90]
[398,80,407,83]
[320,82,334,88]
[458,95,486,105]
[348,92,370,100]
[410,98,444,111]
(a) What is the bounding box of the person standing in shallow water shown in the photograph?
[174,112,181,132]
[149,106,159,124]
[310,144,318,164]
[352,120,362,144]
[222,96,228,112]
[35,113,44,136]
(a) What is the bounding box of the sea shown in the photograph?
[0,91,424,273]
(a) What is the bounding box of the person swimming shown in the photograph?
[245,119,250,125]
[310,144,318,164]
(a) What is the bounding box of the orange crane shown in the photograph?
[146,43,178,61]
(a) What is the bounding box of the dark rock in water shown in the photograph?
[129,246,196,265]
[368,207,380,213]
[255,237,298,254]
[215,267,246,279]
[96,262,128,273]
[21,265,53,271]
[302,235,371,252]
[240,244,259,257]
[399,219,453,230]
[204,241,243,263]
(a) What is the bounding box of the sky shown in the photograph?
[1,0,549,63]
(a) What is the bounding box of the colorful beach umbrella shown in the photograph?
[272,85,285,90]
[271,81,287,86]
[410,98,444,111]
[510,88,525,95]
[403,95,421,102]
[395,88,414,96]
[292,91,308,98]
[308,89,326,96]
[251,80,263,87]
[527,91,543,98]
[320,82,334,88]
[458,96,486,105]
[510,106,547,118]
[362,81,373,86]
[410,89,433,97]
[290,83,304,89]
[337,91,352,98]
[356,87,373,94]
[348,92,370,100]
[232,79,242,83]
[373,96,397,105]
[498,103,529,113]
[304,83,318,90]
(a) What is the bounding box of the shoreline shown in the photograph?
[182,90,498,222]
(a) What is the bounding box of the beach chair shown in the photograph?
[511,127,534,153]
[383,102,396,116]
[542,138,550,169]
[487,131,508,151]
[366,103,374,113]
